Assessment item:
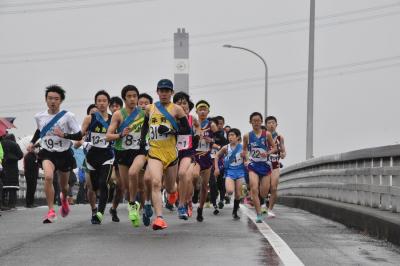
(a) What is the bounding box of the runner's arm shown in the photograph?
[279,135,286,159]
[175,105,191,135]
[140,115,149,149]
[106,111,123,142]
[214,145,227,169]
[80,115,92,136]
[242,133,249,160]
[266,132,277,155]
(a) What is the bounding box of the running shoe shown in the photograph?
[43,209,57,223]
[60,193,70,218]
[255,214,263,223]
[213,206,219,215]
[261,207,268,215]
[165,201,174,211]
[267,210,276,218]
[143,204,153,227]
[128,202,141,227]
[218,200,224,209]
[109,208,120,222]
[91,214,101,225]
[187,202,193,217]
[232,211,240,220]
[196,207,204,222]
[178,206,188,220]
[152,216,168,230]
[167,191,178,205]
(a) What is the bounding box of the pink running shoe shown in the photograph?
[60,193,70,218]
[43,209,57,223]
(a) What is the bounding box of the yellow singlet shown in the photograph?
[148,103,178,168]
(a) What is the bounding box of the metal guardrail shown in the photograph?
[278,144,400,213]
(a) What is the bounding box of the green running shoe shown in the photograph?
[128,202,141,227]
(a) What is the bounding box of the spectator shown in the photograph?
[24,150,39,208]
[1,134,23,209]
[0,142,4,213]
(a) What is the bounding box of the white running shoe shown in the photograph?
[267,210,276,218]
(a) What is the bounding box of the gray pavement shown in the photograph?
[1,204,399,266]
[0,204,279,266]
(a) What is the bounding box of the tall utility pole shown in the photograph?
[174,28,189,94]
[306,0,315,160]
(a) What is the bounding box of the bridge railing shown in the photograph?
[17,171,46,200]
[278,144,400,213]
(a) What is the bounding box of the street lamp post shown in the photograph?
[223,44,268,118]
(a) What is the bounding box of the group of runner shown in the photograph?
[26,79,286,230]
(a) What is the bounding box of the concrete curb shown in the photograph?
[278,196,400,246]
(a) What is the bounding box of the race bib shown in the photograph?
[42,135,68,152]
[269,154,280,162]
[249,147,268,162]
[149,125,169,141]
[230,153,244,166]
[121,132,141,150]
[177,135,192,151]
[90,132,108,148]
[196,139,210,152]
[210,147,219,158]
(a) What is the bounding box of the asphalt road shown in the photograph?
[0,203,399,266]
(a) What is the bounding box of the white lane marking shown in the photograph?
[241,205,304,266]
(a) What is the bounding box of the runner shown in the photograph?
[108,96,123,222]
[242,112,276,223]
[209,115,229,215]
[138,92,154,226]
[141,79,191,230]
[27,85,82,223]
[265,115,286,218]
[173,92,200,220]
[80,90,113,224]
[192,100,218,222]
[214,128,246,220]
[106,85,147,227]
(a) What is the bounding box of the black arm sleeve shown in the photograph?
[140,115,150,146]
[177,116,191,135]
[30,129,40,144]
[63,131,83,141]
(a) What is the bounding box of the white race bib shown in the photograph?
[121,132,141,150]
[41,135,70,152]
[210,147,219,158]
[149,125,168,141]
[249,147,268,162]
[196,139,210,152]
[90,132,108,148]
[177,135,192,151]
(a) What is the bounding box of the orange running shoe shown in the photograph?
[167,191,178,205]
[187,202,193,217]
[152,217,168,230]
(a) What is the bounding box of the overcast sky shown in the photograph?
[1,0,399,166]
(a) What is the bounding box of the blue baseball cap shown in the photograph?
[157,79,173,90]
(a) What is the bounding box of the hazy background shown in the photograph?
[1,0,399,166]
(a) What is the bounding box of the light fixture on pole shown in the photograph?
[223,44,268,118]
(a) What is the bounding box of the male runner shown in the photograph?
[242,112,276,223]
[80,90,113,224]
[27,85,82,223]
[106,85,147,227]
[192,100,218,222]
[141,79,191,230]
[265,115,286,218]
